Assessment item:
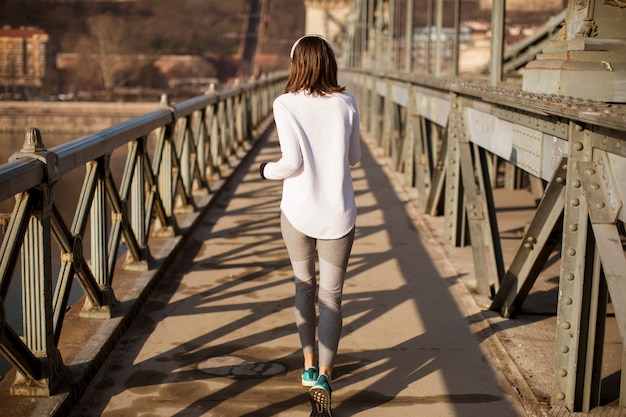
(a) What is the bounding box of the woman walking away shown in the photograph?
[259,34,361,417]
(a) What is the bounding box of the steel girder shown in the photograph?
[343,68,626,412]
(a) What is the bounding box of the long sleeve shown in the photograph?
[262,91,361,239]
[262,100,304,179]
[349,107,361,167]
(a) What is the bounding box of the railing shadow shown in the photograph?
[69,128,524,416]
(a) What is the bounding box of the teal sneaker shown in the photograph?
[309,374,332,417]
[302,367,318,387]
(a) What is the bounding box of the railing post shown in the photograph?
[9,128,67,396]
[233,81,244,147]
[81,156,118,318]
[489,0,505,86]
[404,0,414,72]
[157,94,176,218]
[381,77,393,155]
[434,0,443,77]
[226,95,235,153]
[125,136,150,270]
[243,78,254,140]
[179,117,192,196]
[444,94,465,246]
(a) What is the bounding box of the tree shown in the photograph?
[86,14,127,97]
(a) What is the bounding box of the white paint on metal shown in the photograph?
[465,107,571,181]
[511,124,542,178]
[415,92,450,127]
[464,107,513,160]
[392,83,408,106]
[607,152,626,223]
[377,80,386,96]
[542,135,569,182]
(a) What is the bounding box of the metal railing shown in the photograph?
[342,67,626,413]
[341,0,626,412]
[0,73,286,397]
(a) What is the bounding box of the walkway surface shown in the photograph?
[67,126,536,417]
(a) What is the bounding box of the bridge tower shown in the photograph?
[303,0,354,47]
[239,0,269,77]
[523,0,626,102]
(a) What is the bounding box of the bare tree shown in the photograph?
[87,14,126,97]
[75,36,100,93]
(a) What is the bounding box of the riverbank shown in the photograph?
[0,101,158,135]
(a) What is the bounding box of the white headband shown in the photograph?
[289,35,332,60]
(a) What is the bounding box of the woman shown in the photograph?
[259,35,361,417]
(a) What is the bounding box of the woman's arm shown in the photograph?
[349,104,362,167]
[260,99,303,180]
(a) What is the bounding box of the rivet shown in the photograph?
[563,297,573,305]
[571,198,580,207]
[569,223,578,232]
[591,183,600,190]
[557,392,566,400]
[573,179,581,188]
[559,368,568,377]
[584,168,596,176]
[524,242,533,249]
[562,321,571,330]
[568,248,576,256]
[574,142,583,151]
[561,345,570,353]
[556,177,564,184]
[527,236,536,243]
[575,125,583,132]
[566,273,575,281]
[596,202,605,209]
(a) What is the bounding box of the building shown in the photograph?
[304,0,354,46]
[0,26,49,93]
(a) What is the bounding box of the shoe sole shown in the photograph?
[302,379,316,387]
[309,386,332,417]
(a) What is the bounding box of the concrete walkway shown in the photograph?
[69,126,528,417]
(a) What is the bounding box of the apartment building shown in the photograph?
[0,26,49,91]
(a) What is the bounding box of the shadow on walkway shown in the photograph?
[69,126,526,417]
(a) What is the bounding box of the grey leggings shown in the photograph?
[280,212,355,370]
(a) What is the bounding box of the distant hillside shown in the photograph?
[0,0,305,98]
[0,0,305,58]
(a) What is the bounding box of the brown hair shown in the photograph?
[285,35,345,96]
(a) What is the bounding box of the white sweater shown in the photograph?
[263,91,361,239]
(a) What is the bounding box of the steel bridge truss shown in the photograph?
[344,69,626,413]
[0,75,284,397]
